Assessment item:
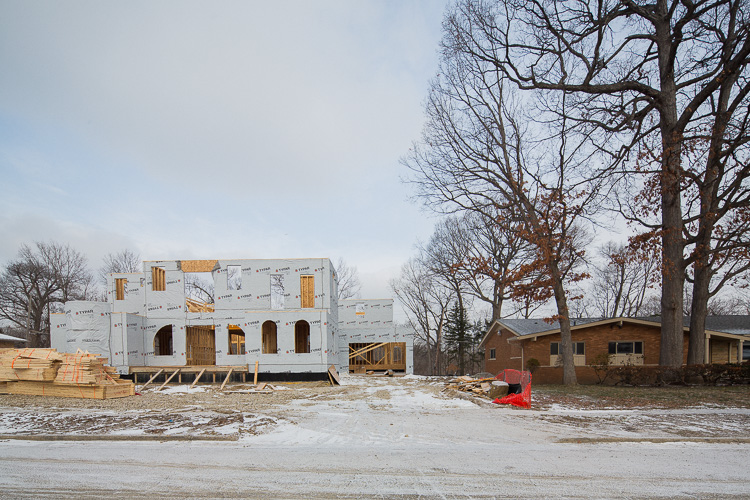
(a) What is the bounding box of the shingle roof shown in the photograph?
[497,315,750,337]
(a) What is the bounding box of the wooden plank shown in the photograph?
[256,382,267,391]
[328,365,341,385]
[7,380,134,399]
[348,342,388,360]
[219,368,234,391]
[253,361,259,385]
[190,368,206,389]
[300,275,314,308]
[139,369,164,390]
[155,369,180,391]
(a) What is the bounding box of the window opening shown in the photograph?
[489,348,496,360]
[270,274,285,310]
[295,320,310,353]
[227,265,242,290]
[550,342,585,355]
[300,275,314,308]
[154,325,173,356]
[609,341,643,354]
[355,302,365,315]
[228,325,246,355]
[262,320,278,354]
[115,278,127,300]
[152,266,166,291]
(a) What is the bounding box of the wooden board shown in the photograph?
[7,380,135,399]
[328,365,341,385]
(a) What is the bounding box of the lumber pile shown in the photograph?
[0,348,134,399]
[444,376,500,399]
[0,348,63,382]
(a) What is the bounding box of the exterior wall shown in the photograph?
[338,299,414,374]
[483,327,524,375]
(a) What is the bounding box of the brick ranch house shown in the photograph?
[480,316,749,384]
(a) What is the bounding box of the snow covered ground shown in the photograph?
[0,375,748,498]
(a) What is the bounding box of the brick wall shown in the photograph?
[483,327,523,374]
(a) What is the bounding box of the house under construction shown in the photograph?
[50,258,413,380]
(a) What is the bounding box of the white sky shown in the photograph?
[0,1,451,320]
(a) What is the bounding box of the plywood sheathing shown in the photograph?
[179,260,219,273]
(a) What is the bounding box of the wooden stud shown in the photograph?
[155,369,180,391]
[253,361,259,385]
[220,368,234,391]
[190,368,206,389]
[139,369,164,390]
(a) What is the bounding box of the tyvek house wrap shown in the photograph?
[144,269,186,318]
[49,313,68,352]
[107,272,145,315]
[64,301,112,358]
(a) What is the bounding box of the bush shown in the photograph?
[526,358,540,374]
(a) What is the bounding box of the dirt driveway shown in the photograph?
[1,375,748,498]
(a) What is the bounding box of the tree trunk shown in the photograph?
[655,3,685,367]
[550,261,577,385]
[688,261,711,365]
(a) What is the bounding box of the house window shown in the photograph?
[262,320,278,354]
[550,342,585,355]
[154,325,173,356]
[355,302,365,315]
[489,348,496,360]
[152,267,166,291]
[115,278,127,300]
[294,320,310,353]
[609,341,643,355]
[300,275,314,308]
[227,266,242,290]
[550,342,585,366]
[228,325,245,355]
[270,275,285,310]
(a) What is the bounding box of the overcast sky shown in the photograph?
[0,1,452,319]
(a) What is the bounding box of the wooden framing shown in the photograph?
[190,368,206,389]
[115,278,127,300]
[348,342,406,372]
[186,325,216,366]
[219,368,233,390]
[186,298,214,313]
[300,275,314,308]
[156,369,180,391]
[139,368,164,390]
[130,365,249,385]
[151,266,166,291]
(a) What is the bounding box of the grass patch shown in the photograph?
[532,384,750,410]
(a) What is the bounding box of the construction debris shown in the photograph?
[0,348,135,399]
[444,376,509,400]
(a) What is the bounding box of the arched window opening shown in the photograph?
[154,325,173,356]
[262,320,277,354]
[295,320,310,354]
[228,325,246,355]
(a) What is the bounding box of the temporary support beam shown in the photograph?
[139,369,164,390]
[348,342,387,362]
[156,369,180,391]
[254,361,259,385]
[190,368,206,389]
[220,368,234,391]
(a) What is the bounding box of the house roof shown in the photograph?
[479,315,750,347]
[0,332,27,343]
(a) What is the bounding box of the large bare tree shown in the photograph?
[447,0,750,367]
[0,242,94,347]
[405,14,600,384]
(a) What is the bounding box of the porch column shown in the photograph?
[704,334,711,364]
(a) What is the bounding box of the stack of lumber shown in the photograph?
[0,348,63,382]
[444,376,495,399]
[0,348,134,399]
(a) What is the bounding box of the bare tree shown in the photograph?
[99,249,141,283]
[588,242,660,318]
[390,257,451,375]
[447,0,750,367]
[404,16,599,383]
[0,242,94,347]
[335,257,362,300]
[184,273,215,304]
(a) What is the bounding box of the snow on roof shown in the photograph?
[0,332,27,342]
